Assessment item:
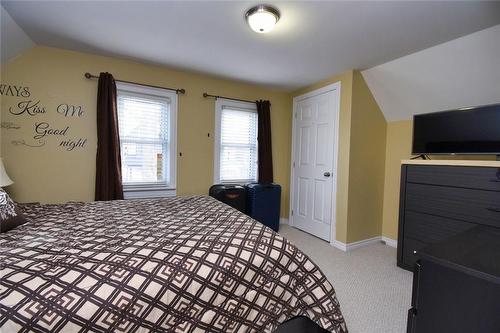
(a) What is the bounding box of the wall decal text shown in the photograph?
[11,139,45,148]
[1,122,21,130]
[57,104,84,117]
[33,122,69,140]
[0,84,30,98]
[2,82,88,152]
[9,100,47,116]
[60,138,88,151]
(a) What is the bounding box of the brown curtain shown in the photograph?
[95,72,124,201]
[256,100,273,183]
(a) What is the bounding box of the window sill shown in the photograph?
[123,186,176,199]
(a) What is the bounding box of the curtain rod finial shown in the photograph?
[178,89,186,95]
[84,72,92,79]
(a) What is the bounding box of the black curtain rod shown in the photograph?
[203,92,257,104]
[84,73,185,95]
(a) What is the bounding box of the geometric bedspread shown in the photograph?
[0,196,347,332]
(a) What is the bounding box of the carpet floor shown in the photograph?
[279,225,413,333]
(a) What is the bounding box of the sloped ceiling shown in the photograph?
[2,1,500,90]
[0,5,34,64]
[1,2,499,119]
[362,24,500,122]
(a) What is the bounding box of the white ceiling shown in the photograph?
[2,1,500,90]
[362,24,500,122]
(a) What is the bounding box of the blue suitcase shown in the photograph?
[245,183,281,232]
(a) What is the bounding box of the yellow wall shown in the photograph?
[381,119,496,240]
[0,46,292,217]
[347,71,386,242]
[292,71,354,243]
[7,46,487,244]
[381,120,412,239]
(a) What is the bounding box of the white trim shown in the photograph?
[289,81,341,245]
[116,81,177,199]
[123,188,176,199]
[331,240,348,251]
[116,81,173,97]
[332,236,383,252]
[332,236,398,251]
[381,236,398,248]
[294,83,343,101]
[213,98,258,185]
[279,218,289,225]
[348,237,384,250]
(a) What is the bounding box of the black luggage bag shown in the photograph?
[209,184,247,213]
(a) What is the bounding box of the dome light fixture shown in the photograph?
[245,5,280,34]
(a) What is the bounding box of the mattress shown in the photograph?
[0,196,347,332]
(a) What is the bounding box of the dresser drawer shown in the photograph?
[406,183,500,228]
[404,211,476,243]
[402,237,427,269]
[406,165,500,192]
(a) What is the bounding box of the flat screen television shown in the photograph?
[412,103,500,155]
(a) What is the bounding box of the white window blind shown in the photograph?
[219,106,258,183]
[117,91,170,186]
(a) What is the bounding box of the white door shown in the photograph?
[291,86,339,241]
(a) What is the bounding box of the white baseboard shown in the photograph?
[332,236,397,251]
[331,240,348,251]
[348,236,383,251]
[381,236,398,248]
[279,218,289,225]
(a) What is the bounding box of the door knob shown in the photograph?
[323,172,331,177]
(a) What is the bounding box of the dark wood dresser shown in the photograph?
[407,226,500,333]
[397,160,500,271]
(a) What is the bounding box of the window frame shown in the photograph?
[116,81,177,199]
[214,98,258,185]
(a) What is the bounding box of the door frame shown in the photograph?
[289,81,341,245]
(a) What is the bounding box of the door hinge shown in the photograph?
[291,210,294,216]
[293,161,295,168]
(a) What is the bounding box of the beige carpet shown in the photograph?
[279,225,413,333]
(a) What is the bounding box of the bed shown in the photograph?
[0,195,347,332]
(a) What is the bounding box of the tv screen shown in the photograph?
[412,103,500,155]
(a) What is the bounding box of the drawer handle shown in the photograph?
[486,207,500,213]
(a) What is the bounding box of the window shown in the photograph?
[214,99,258,184]
[116,82,177,198]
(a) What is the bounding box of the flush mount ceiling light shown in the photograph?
[245,5,280,34]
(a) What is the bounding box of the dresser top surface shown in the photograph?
[402,159,500,168]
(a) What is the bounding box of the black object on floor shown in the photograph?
[209,184,246,213]
[274,316,330,333]
[407,225,500,333]
[245,183,281,232]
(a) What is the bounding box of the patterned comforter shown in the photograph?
[0,196,347,332]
